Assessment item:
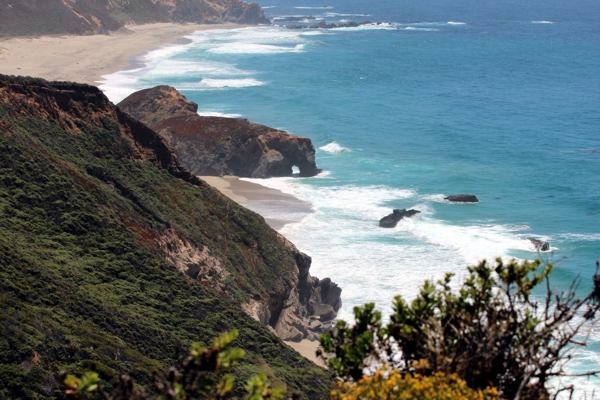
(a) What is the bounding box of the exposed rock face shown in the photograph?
[118,86,322,178]
[0,0,269,37]
[445,194,479,203]
[272,234,342,341]
[0,75,338,344]
[529,238,550,252]
[379,209,421,228]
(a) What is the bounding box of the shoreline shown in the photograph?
[199,176,313,231]
[0,22,249,86]
[200,176,324,365]
[0,23,326,368]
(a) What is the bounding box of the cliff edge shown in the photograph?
[118,85,322,178]
[0,74,337,397]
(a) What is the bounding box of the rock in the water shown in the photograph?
[528,238,550,251]
[379,208,421,228]
[118,86,321,178]
[444,194,479,203]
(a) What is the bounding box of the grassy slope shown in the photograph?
[0,77,331,399]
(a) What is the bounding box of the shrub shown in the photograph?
[63,329,286,400]
[331,367,497,400]
[319,259,600,399]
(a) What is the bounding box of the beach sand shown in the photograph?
[284,339,327,367]
[0,22,246,86]
[199,176,312,231]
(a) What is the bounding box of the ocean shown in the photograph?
[100,0,600,392]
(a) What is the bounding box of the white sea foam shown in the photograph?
[324,12,371,17]
[402,26,439,31]
[333,23,397,31]
[240,178,547,320]
[262,5,276,8]
[194,78,266,89]
[532,20,554,24]
[556,233,600,241]
[319,142,350,154]
[197,111,242,118]
[207,43,304,54]
[447,21,466,25]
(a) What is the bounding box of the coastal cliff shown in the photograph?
[0,75,335,397]
[118,85,322,178]
[0,0,269,37]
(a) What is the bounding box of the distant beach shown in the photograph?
[0,22,247,86]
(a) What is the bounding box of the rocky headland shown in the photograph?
[0,74,336,396]
[118,85,322,178]
[0,0,269,37]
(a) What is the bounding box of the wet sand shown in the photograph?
[199,176,313,231]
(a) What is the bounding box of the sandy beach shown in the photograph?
[200,176,313,231]
[0,22,246,86]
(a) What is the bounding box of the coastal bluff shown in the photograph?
[119,85,322,178]
[0,74,337,396]
[0,0,269,37]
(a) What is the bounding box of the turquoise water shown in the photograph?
[101,0,600,391]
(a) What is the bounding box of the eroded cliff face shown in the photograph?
[0,75,337,343]
[0,0,269,37]
[118,85,322,178]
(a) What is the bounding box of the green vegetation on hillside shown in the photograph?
[0,77,331,399]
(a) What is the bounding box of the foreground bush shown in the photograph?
[331,368,497,400]
[63,329,285,400]
[319,259,600,399]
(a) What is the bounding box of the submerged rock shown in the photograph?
[529,238,550,252]
[118,86,321,178]
[379,208,421,228]
[445,194,479,203]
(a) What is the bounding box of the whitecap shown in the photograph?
[333,22,397,31]
[420,193,447,202]
[447,21,466,25]
[402,26,439,31]
[532,20,554,24]
[294,6,334,9]
[319,142,350,154]
[206,43,304,54]
[324,12,371,17]
[556,233,600,241]
[189,78,266,89]
[197,111,243,118]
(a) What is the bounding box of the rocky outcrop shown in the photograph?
[285,21,394,30]
[118,86,322,178]
[261,233,343,342]
[445,194,479,203]
[529,238,550,252]
[0,0,269,37]
[0,74,338,345]
[379,209,421,228]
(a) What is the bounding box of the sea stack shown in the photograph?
[529,238,550,251]
[379,209,421,228]
[445,194,479,203]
